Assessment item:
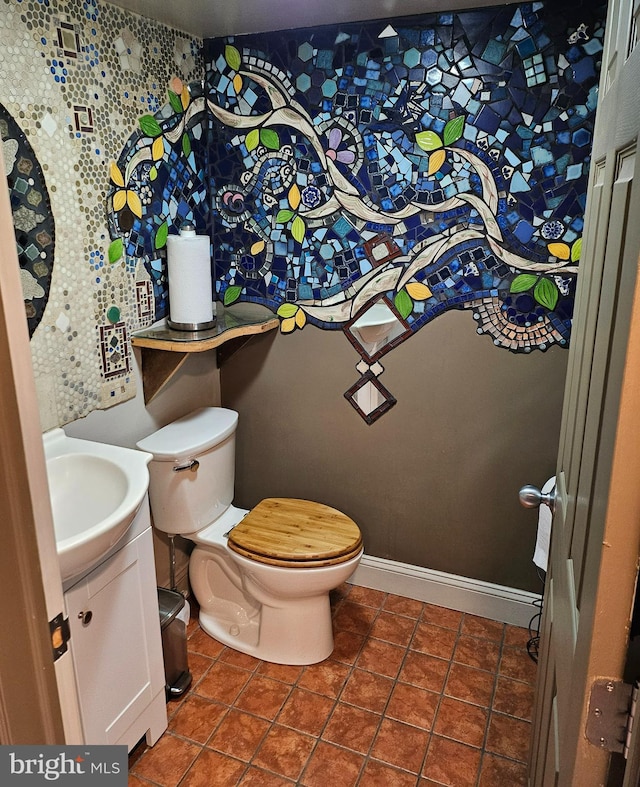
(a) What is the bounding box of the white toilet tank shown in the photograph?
[137,407,238,536]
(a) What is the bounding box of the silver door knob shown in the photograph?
[519,484,556,513]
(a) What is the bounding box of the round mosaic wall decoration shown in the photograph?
[0,103,55,338]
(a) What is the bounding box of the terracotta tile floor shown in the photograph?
[129,584,537,786]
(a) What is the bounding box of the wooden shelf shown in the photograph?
[131,302,279,403]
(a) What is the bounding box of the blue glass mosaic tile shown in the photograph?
[107,79,210,320]
[204,0,605,357]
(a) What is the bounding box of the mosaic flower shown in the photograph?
[114,29,142,72]
[541,220,565,240]
[174,37,196,74]
[221,188,246,214]
[415,116,465,175]
[301,185,322,209]
[108,161,142,239]
[168,77,190,113]
[325,127,355,164]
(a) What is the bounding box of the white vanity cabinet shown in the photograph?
[63,498,167,750]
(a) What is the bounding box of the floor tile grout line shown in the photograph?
[418,610,466,782]
[132,595,534,786]
[472,619,506,787]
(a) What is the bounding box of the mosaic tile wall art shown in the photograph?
[204,0,606,423]
[0,0,201,429]
[1,100,55,338]
[106,76,210,318]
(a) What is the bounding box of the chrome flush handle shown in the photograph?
[173,459,200,473]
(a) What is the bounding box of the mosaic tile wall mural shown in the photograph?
[0,0,201,430]
[204,1,606,423]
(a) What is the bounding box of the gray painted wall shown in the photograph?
[221,309,567,593]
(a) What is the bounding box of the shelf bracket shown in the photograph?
[216,335,255,367]
[140,347,189,404]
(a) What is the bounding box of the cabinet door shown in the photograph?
[65,528,165,745]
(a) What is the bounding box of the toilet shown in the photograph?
[137,407,363,665]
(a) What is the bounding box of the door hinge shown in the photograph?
[586,679,638,758]
[49,612,70,662]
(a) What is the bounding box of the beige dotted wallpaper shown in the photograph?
[0,0,201,430]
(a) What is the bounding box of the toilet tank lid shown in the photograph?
[136,407,238,460]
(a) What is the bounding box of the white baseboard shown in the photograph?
[348,554,542,629]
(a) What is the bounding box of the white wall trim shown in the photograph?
[348,555,542,629]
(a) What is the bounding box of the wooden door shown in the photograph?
[530,0,640,783]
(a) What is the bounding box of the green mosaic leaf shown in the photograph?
[260,128,280,150]
[182,133,192,158]
[149,166,158,181]
[394,289,413,320]
[224,285,242,306]
[510,273,538,293]
[276,209,294,224]
[246,129,259,152]
[168,90,183,114]
[155,221,168,250]
[443,116,465,146]
[415,130,443,152]
[108,238,123,264]
[139,114,162,138]
[225,45,241,71]
[277,303,298,318]
[291,215,306,243]
[571,237,582,263]
[534,277,559,311]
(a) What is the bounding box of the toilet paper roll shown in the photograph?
[167,230,214,330]
[533,476,555,572]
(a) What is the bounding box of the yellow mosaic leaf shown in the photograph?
[152,136,164,161]
[109,161,124,187]
[295,308,306,329]
[406,282,432,300]
[280,316,296,333]
[112,190,126,211]
[428,148,446,176]
[548,242,570,260]
[233,74,243,93]
[288,184,301,210]
[181,85,190,110]
[126,190,143,218]
[250,240,265,255]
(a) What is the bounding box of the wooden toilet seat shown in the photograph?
[227,498,363,568]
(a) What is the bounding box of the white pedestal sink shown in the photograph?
[43,429,152,582]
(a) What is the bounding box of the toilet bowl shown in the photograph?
[137,408,363,665]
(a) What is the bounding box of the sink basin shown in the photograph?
[43,429,152,582]
[352,302,398,345]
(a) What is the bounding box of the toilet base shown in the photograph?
[198,592,334,665]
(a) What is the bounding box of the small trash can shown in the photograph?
[158,588,192,699]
